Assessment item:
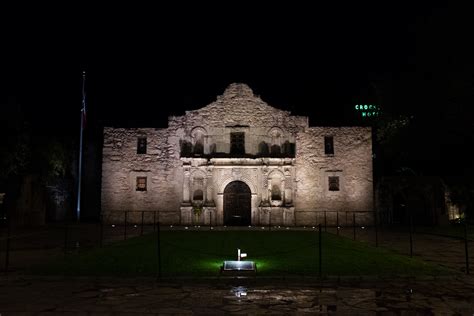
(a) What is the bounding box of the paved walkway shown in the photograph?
[1,275,473,314]
[334,227,473,274]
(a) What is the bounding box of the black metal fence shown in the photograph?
[0,210,472,276]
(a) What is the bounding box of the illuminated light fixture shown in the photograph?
[111,224,115,228]
[261,227,265,230]
[361,226,365,229]
[185,226,188,230]
[211,227,214,230]
[170,225,173,228]
[222,260,256,272]
[312,226,315,229]
[134,225,137,228]
[248,225,251,228]
[337,226,341,229]
[286,227,289,230]
[222,249,256,275]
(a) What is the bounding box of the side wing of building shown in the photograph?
[295,127,373,225]
[101,127,182,223]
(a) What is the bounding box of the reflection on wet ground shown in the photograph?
[1,276,473,314]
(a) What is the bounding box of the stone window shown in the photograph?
[180,140,192,157]
[193,189,203,201]
[192,133,204,155]
[269,128,282,155]
[328,176,339,191]
[137,137,147,154]
[230,132,245,154]
[136,176,147,191]
[191,127,206,156]
[258,141,269,156]
[282,141,293,156]
[271,144,281,155]
[193,139,204,155]
[324,136,334,155]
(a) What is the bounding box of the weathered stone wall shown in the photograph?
[101,83,373,226]
[101,127,181,224]
[168,84,308,133]
[294,127,373,225]
[167,84,306,158]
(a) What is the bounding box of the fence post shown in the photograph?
[141,211,144,236]
[353,212,356,241]
[324,211,327,232]
[465,217,470,275]
[64,223,69,256]
[124,211,128,240]
[4,216,11,272]
[409,212,413,258]
[157,221,162,279]
[99,214,104,247]
[268,210,271,231]
[374,210,378,247]
[336,212,339,236]
[318,223,322,278]
[209,210,212,231]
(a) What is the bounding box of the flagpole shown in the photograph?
[76,71,86,223]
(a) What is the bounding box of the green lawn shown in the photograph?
[33,231,449,277]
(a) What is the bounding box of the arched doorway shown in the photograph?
[224,181,251,226]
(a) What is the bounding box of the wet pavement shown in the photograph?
[1,225,474,314]
[0,275,473,315]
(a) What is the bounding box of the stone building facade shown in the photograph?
[101,83,373,226]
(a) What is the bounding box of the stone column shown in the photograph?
[284,168,293,206]
[251,193,258,225]
[281,179,285,204]
[182,167,191,205]
[262,167,269,202]
[268,179,272,202]
[205,166,215,206]
[216,193,224,225]
[203,177,207,203]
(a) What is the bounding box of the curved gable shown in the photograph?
[169,83,308,130]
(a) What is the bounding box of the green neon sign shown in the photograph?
[354,104,381,118]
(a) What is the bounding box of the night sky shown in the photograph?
[2,3,473,177]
